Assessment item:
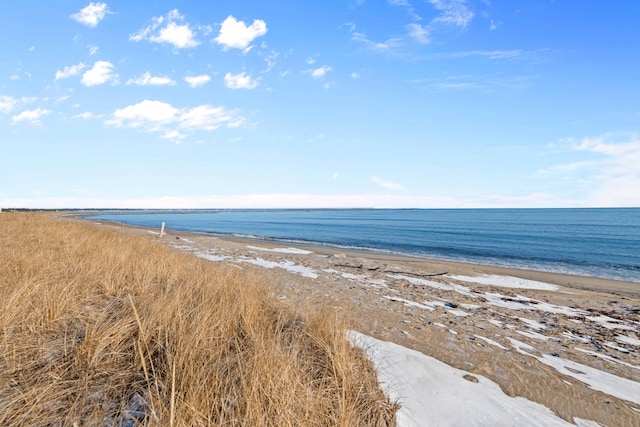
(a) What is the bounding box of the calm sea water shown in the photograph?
[84,209,640,283]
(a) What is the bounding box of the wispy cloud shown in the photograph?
[351,30,404,52]
[571,136,640,206]
[371,176,406,190]
[541,135,640,206]
[428,0,474,28]
[130,9,199,49]
[214,15,267,52]
[70,2,111,27]
[126,72,176,86]
[11,108,51,125]
[415,73,536,91]
[224,72,260,89]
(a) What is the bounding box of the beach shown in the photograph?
[89,218,640,426]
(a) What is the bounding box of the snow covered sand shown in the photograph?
[87,222,640,426]
[349,331,577,427]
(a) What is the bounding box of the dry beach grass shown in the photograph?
[0,213,398,426]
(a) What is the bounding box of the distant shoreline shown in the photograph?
[76,214,640,297]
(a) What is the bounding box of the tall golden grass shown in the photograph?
[0,213,398,426]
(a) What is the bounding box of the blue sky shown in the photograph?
[1,0,639,208]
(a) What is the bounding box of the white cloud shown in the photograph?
[81,61,118,86]
[70,2,110,27]
[305,57,317,65]
[407,23,430,44]
[29,46,35,52]
[570,136,640,206]
[351,31,404,52]
[10,75,20,81]
[371,176,406,190]
[214,15,267,51]
[130,9,199,49]
[333,171,340,180]
[74,111,99,119]
[88,45,99,55]
[11,108,51,125]
[309,65,332,79]
[445,50,524,60]
[184,74,211,88]
[161,130,186,141]
[126,72,176,86]
[351,72,361,79]
[55,63,86,80]
[0,95,17,113]
[107,100,178,128]
[224,72,259,89]
[105,99,245,140]
[428,0,474,28]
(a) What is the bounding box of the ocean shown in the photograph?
[83,208,640,283]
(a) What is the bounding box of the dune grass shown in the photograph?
[0,213,398,426]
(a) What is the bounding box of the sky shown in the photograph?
[1,0,639,209]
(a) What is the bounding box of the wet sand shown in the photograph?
[85,219,640,426]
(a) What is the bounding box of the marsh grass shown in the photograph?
[0,213,398,426]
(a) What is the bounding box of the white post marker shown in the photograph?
[159,222,165,238]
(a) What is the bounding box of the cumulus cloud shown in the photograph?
[371,176,406,190]
[81,61,118,86]
[70,2,111,27]
[130,9,199,49]
[126,72,176,86]
[309,65,332,79]
[214,15,267,51]
[105,99,245,141]
[0,95,17,113]
[184,74,211,88]
[107,100,178,128]
[11,108,51,125]
[55,63,86,80]
[224,72,259,89]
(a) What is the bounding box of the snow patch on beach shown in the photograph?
[384,296,434,311]
[325,269,387,285]
[387,274,472,295]
[575,348,639,370]
[447,274,560,291]
[196,253,230,262]
[238,257,318,278]
[474,335,508,350]
[507,337,535,355]
[586,315,636,331]
[616,335,640,347]
[246,245,313,255]
[537,354,640,405]
[516,330,550,341]
[481,292,585,317]
[349,331,574,427]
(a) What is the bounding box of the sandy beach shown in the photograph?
[90,219,640,426]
